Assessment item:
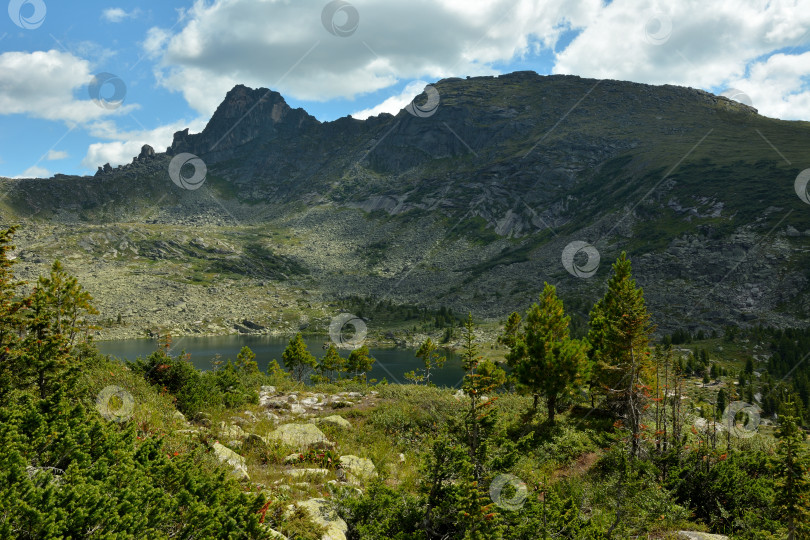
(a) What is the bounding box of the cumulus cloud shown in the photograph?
[552,0,810,119]
[350,80,431,119]
[146,0,602,115]
[0,49,137,125]
[15,165,50,179]
[81,117,208,170]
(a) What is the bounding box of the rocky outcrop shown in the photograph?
[211,442,249,480]
[338,455,377,483]
[312,415,352,430]
[266,423,332,450]
[294,499,347,540]
[676,532,729,540]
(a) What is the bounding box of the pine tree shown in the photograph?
[417,337,446,386]
[318,344,345,382]
[775,405,810,540]
[346,344,375,383]
[460,314,506,483]
[281,333,316,382]
[499,283,590,424]
[716,388,727,418]
[235,345,258,374]
[0,226,26,402]
[20,261,97,399]
[588,252,655,457]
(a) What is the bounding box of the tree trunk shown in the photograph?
[547,394,556,424]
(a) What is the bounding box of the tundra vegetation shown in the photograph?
[0,226,807,539]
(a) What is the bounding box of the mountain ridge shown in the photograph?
[1,71,809,339]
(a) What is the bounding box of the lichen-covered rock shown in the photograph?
[296,498,347,540]
[676,532,729,540]
[339,455,377,482]
[211,442,249,480]
[313,415,351,429]
[267,423,332,450]
[283,468,330,478]
[219,421,247,439]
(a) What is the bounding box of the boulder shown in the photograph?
[339,455,377,482]
[243,433,268,452]
[261,385,277,394]
[267,423,332,450]
[219,421,247,439]
[211,442,249,480]
[313,415,352,430]
[283,468,330,478]
[676,533,729,540]
[295,498,347,540]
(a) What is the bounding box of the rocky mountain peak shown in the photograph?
[168,84,318,158]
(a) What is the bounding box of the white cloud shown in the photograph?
[102,8,140,23]
[726,51,810,120]
[0,49,137,125]
[81,117,208,170]
[15,165,50,179]
[351,80,430,119]
[45,150,68,161]
[552,0,810,119]
[147,0,603,116]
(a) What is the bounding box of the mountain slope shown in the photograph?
[1,71,809,338]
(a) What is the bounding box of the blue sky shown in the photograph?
[1,0,808,178]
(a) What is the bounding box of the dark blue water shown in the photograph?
[96,334,466,388]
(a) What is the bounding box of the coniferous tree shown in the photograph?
[406,337,446,385]
[346,344,375,383]
[20,261,97,399]
[318,344,345,382]
[460,314,506,483]
[235,345,259,374]
[281,333,316,382]
[588,252,655,457]
[0,226,26,402]
[775,405,810,540]
[500,283,590,424]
